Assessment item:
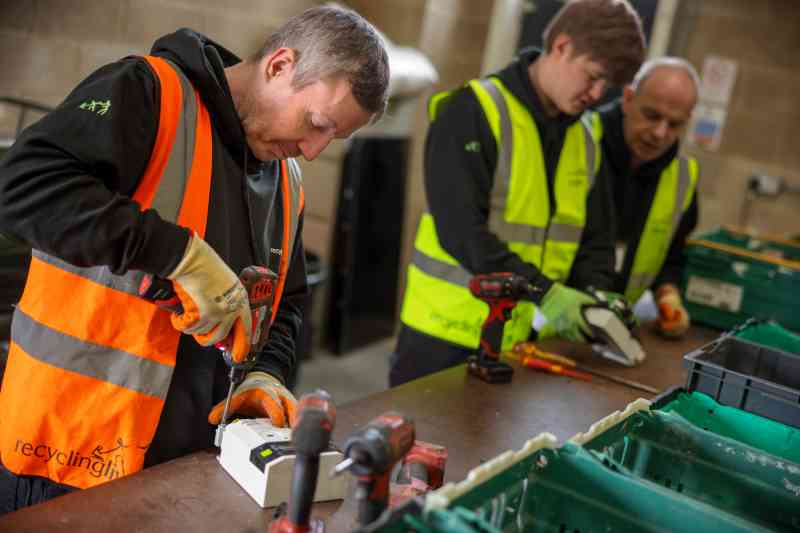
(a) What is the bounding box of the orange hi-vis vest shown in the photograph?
[0,56,304,489]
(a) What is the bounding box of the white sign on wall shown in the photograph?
[687,55,738,152]
[698,55,738,106]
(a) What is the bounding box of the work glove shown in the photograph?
[655,284,690,338]
[167,232,252,363]
[538,283,597,343]
[208,372,298,428]
[592,290,639,330]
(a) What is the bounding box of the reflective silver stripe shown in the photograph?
[32,59,198,297]
[673,157,691,233]
[412,249,471,288]
[32,249,146,296]
[547,223,583,243]
[475,79,515,241]
[490,220,546,245]
[151,60,197,223]
[476,78,586,247]
[12,308,172,399]
[579,114,597,189]
[284,158,303,257]
[627,158,693,295]
[628,272,652,293]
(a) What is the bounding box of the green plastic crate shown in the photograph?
[681,227,800,331]
[365,390,800,533]
[656,390,800,463]
[580,406,800,531]
[732,319,800,355]
[365,435,779,532]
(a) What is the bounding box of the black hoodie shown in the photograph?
[598,100,698,293]
[421,48,616,302]
[0,30,307,466]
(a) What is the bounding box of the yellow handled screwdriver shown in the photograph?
[509,342,659,395]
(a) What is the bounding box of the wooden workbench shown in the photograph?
[0,324,720,532]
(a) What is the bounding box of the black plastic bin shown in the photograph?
[684,335,800,428]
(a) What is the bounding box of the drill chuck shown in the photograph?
[337,412,416,526]
[293,391,336,457]
[342,413,415,476]
[469,272,541,302]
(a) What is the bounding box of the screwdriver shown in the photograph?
[521,355,594,382]
[510,342,659,395]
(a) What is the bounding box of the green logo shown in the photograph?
[79,99,111,116]
[465,141,480,153]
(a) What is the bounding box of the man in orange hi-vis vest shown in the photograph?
[0,6,388,512]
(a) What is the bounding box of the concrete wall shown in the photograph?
[0,1,319,132]
[674,0,800,236]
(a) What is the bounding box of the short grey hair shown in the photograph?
[253,5,390,121]
[631,57,700,95]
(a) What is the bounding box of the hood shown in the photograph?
[151,29,253,163]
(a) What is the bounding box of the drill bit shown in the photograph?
[330,457,354,478]
[214,364,238,447]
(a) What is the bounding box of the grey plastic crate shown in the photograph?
[684,335,800,428]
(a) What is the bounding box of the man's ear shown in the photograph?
[621,85,635,114]
[550,33,574,61]
[264,47,297,81]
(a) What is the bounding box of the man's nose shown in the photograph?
[588,79,606,103]
[300,131,335,161]
[653,120,669,140]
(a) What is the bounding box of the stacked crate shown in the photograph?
[365,323,800,532]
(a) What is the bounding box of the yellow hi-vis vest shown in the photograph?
[400,77,601,351]
[624,155,699,303]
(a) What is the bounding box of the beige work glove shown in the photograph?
[655,284,690,338]
[167,232,252,363]
[208,372,298,428]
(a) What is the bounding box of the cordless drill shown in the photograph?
[389,440,448,508]
[269,390,337,533]
[331,413,415,527]
[139,265,278,444]
[468,272,541,383]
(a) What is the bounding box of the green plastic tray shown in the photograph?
[681,228,800,331]
[454,444,771,532]
[657,390,800,463]
[581,407,800,531]
[367,442,777,532]
[733,319,800,355]
[365,389,800,532]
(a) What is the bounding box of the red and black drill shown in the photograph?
[467,272,542,384]
[330,413,415,527]
[269,390,337,533]
[139,265,278,445]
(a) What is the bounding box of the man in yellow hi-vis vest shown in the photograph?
[599,58,700,338]
[0,6,388,512]
[391,0,646,386]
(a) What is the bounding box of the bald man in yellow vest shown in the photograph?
[598,57,700,337]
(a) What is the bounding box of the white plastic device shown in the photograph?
[218,418,347,508]
[583,307,646,366]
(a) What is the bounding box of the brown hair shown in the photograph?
[543,0,645,86]
[253,5,390,121]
